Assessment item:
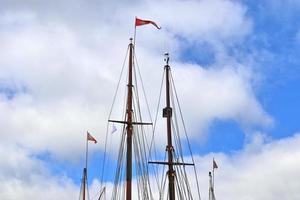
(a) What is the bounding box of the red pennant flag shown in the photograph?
[213,159,218,169]
[87,131,97,143]
[135,17,161,29]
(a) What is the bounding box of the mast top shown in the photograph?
[129,37,133,44]
[164,52,169,65]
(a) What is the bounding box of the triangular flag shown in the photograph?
[213,159,218,169]
[135,17,161,29]
[87,131,97,143]
[111,123,117,134]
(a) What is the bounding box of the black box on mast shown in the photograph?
[163,107,172,118]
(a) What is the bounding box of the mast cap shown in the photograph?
[164,52,169,65]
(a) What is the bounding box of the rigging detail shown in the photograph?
[103,38,154,200]
[149,53,201,200]
[99,18,202,200]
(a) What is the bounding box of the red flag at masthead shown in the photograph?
[135,17,161,29]
[87,132,97,143]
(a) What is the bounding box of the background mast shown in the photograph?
[164,53,176,200]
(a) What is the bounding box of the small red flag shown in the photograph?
[213,159,218,169]
[135,17,161,29]
[87,132,97,143]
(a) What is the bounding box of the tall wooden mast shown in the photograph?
[149,53,195,199]
[164,53,176,200]
[126,38,134,200]
[109,38,153,199]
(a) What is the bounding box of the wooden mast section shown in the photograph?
[109,38,152,200]
[83,168,87,200]
[148,53,194,200]
[126,38,134,200]
[164,53,176,200]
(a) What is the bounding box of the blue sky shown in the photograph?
[0,0,300,199]
[246,0,300,139]
[173,0,300,154]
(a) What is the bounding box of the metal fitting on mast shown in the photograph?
[164,52,169,65]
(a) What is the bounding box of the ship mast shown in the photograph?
[83,168,87,200]
[108,38,153,200]
[148,53,196,200]
[209,171,216,200]
[126,38,134,200]
[164,53,176,200]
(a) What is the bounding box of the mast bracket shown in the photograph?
[163,107,172,118]
[148,161,194,166]
[108,119,152,125]
[166,145,174,152]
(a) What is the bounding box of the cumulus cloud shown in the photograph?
[86,133,300,200]
[194,133,300,200]
[146,0,252,41]
[0,0,279,199]
[171,63,273,135]
[0,144,79,200]
[1,133,300,200]
[0,0,268,159]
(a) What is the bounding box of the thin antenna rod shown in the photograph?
[84,133,88,200]
[83,168,87,200]
[134,17,137,47]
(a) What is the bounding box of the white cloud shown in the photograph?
[186,133,300,200]
[1,132,300,199]
[0,0,280,199]
[0,144,79,200]
[0,0,268,160]
[171,63,272,135]
[89,133,300,200]
[147,0,252,42]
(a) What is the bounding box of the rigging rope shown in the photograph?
[105,44,159,199]
[151,65,202,200]
[100,43,202,199]
[134,50,163,196]
[100,46,129,186]
[170,71,202,200]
